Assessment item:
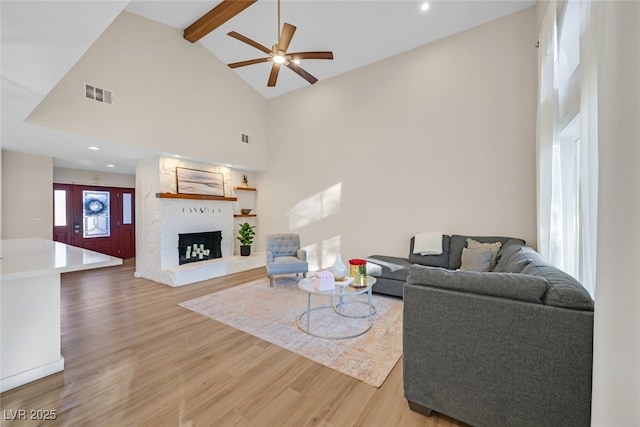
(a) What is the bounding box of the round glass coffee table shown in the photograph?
[296,275,377,339]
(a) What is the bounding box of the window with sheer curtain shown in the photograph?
[537,0,598,297]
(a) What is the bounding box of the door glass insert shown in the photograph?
[83,190,110,238]
[54,189,67,226]
[122,193,132,225]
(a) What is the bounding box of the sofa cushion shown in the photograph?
[501,238,527,252]
[493,245,594,310]
[409,235,450,268]
[493,239,529,270]
[493,245,541,273]
[521,262,594,311]
[366,255,411,281]
[449,235,525,270]
[460,247,493,272]
[407,265,549,304]
[267,256,309,275]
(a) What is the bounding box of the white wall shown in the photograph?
[26,11,268,171]
[0,149,3,239]
[53,167,135,188]
[591,2,640,425]
[258,8,538,270]
[1,151,53,239]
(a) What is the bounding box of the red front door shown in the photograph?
[53,184,135,259]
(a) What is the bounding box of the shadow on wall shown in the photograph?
[288,183,342,271]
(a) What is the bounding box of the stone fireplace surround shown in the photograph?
[135,157,265,287]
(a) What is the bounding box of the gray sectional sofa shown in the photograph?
[370,235,594,426]
[368,234,516,297]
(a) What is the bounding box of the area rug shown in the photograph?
[178,277,403,387]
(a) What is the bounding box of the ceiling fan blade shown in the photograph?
[268,63,281,87]
[288,51,334,61]
[184,0,257,43]
[286,62,318,85]
[228,31,272,55]
[228,57,271,68]
[278,23,296,53]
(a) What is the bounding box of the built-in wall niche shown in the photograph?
[233,186,257,217]
[178,231,222,265]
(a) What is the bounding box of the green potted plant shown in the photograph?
[237,222,256,256]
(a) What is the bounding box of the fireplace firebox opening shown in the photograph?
[178,231,222,265]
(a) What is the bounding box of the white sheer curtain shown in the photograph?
[536,1,556,264]
[537,0,598,297]
[577,0,599,297]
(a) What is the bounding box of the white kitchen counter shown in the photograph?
[0,238,122,392]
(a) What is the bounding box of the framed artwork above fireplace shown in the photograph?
[176,167,225,197]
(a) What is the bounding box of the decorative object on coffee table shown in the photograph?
[331,254,347,280]
[314,270,335,291]
[237,222,256,256]
[349,258,367,287]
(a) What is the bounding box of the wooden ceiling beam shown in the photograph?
[184,0,257,43]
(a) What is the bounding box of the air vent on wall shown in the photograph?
[84,82,113,105]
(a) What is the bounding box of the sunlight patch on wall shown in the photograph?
[302,235,341,271]
[302,243,320,271]
[289,183,341,230]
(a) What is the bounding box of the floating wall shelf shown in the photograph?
[233,186,257,191]
[156,193,237,202]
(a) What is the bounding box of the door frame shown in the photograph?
[53,184,135,259]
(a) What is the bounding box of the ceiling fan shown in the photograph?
[226,0,334,87]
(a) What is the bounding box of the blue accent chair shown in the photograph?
[266,234,308,286]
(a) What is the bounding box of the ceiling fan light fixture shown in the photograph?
[225,0,333,87]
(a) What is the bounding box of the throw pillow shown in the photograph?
[460,247,493,272]
[467,238,502,270]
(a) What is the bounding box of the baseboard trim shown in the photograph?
[0,357,64,393]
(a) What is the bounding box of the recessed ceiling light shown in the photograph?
[293,59,300,65]
[88,146,100,150]
[106,164,115,168]
[420,2,430,12]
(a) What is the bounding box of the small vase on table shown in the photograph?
[331,254,348,281]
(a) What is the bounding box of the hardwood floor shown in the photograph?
[1,261,466,427]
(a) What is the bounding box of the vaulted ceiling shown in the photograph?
[1,1,534,174]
